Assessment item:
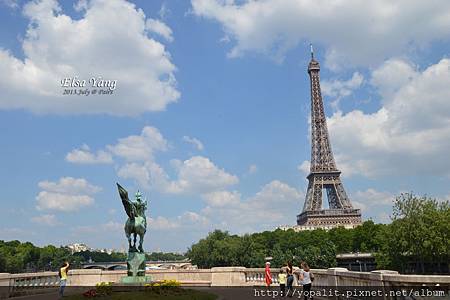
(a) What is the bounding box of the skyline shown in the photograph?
[1,0,450,252]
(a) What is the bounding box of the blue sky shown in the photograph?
[0,0,449,252]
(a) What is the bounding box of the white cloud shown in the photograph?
[298,160,310,175]
[351,188,395,211]
[66,126,234,195]
[31,214,60,226]
[328,58,450,177]
[201,180,303,232]
[73,220,122,234]
[370,59,417,99]
[66,125,169,190]
[148,216,179,230]
[66,144,113,164]
[107,126,168,161]
[0,0,179,115]
[140,180,302,248]
[158,2,170,19]
[121,156,238,194]
[117,161,154,189]
[146,18,174,42]
[321,72,364,109]
[351,188,395,224]
[202,190,241,207]
[191,0,450,68]
[36,177,101,211]
[182,135,204,151]
[164,156,239,194]
[147,212,209,231]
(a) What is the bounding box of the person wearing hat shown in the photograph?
[264,262,272,287]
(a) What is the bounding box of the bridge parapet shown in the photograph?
[1,268,449,299]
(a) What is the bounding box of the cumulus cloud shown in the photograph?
[202,190,241,207]
[163,156,239,194]
[107,126,169,161]
[191,0,450,68]
[65,144,113,164]
[146,18,174,42]
[0,0,179,115]
[138,180,302,249]
[117,156,238,194]
[321,72,364,109]
[298,160,310,175]
[72,220,122,234]
[117,155,237,193]
[31,214,60,226]
[201,180,303,232]
[147,212,209,231]
[36,177,101,211]
[328,58,450,177]
[350,188,395,223]
[182,135,204,151]
[66,126,237,195]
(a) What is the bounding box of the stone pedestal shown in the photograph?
[120,275,153,285]
[119,251,152,285]
[127,251,146,277]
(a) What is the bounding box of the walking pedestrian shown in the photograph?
[59,261,70,298]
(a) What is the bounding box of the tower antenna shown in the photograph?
[310,43,314,59]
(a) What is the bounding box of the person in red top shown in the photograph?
[264,262,272,287]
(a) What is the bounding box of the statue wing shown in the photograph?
[117,183,135,218]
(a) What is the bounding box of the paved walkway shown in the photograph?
[11,287,324,300]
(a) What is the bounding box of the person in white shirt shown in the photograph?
[298,261,312,300]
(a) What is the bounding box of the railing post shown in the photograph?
[0,273,11,299]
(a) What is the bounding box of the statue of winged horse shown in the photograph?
[117,183,147,253]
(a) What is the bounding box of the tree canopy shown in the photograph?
[187,193,448,274]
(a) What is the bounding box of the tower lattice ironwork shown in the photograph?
[297,46,362,229]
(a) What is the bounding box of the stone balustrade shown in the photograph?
[1,267,449,299]
[0,271,60,298]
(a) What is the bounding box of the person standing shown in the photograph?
[299,261,312,300]
[264,262,272,288]
[278,268,287,297]
[286,261,294,297]
[59,261,70,298]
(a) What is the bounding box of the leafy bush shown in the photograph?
[95,282,113,296]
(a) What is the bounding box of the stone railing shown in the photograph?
[0,272,60,298]
[1,268,449,299]
[244,268,282,285]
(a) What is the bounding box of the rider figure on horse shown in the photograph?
[134,191,147,221]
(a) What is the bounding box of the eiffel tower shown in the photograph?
[297,46,362,229]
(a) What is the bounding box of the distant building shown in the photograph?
[66,243,91,254]
[278,223,359,232]
[336,253,376,272]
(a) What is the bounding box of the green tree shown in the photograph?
[376,193,449,273]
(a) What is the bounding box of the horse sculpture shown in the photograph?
[117,183,147,253]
